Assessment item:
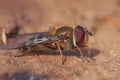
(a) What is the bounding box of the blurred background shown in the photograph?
[0,0,120,33]
[0,0,120,80]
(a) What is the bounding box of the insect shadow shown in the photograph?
[30,48,101,58]
[0,71,48,80]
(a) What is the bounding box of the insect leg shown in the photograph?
[83,45,95,61]
[75,45,90,62]
[14,47,31,57]
[76,45,84,57]
[56,41,65,64]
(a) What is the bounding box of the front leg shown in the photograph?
[83,45,95,61]
[74,45,90,63]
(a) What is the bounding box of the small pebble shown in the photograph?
[110,50,117,57]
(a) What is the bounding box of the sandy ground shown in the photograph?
[0,0,120,80]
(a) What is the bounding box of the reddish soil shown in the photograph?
[0,0,120,80]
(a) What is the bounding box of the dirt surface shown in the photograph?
[0,0,120,80]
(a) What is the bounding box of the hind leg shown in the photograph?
[14,47,31,57]
[75,45,90,63]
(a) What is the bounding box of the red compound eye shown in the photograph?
[74,26,85,45]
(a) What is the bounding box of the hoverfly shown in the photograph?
[0,25,94,64]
